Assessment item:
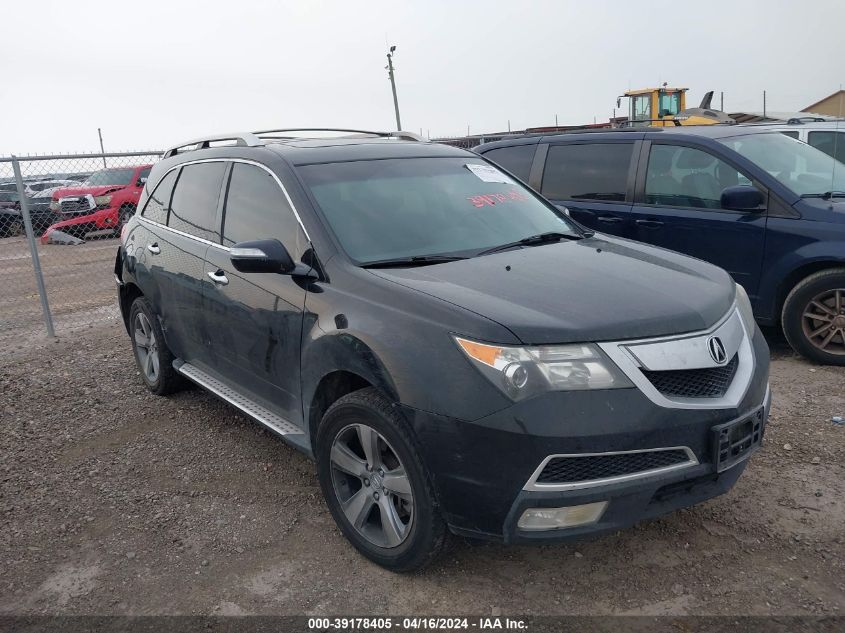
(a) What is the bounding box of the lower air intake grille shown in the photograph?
[641,354,739,399]
[536,449,692,484]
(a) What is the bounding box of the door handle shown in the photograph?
[597,216,623,224]
[636,219,664,228]
[146,243,160,254]
[207,270,229,286]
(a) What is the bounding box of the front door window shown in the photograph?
[645,145,751,209]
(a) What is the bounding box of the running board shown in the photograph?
[175,361,303,436]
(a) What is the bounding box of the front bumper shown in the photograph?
[404,325,771,542]
[40,205,119,243]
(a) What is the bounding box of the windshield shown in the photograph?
[298,157,578,264]
[719,132,845,196]
[84,168,136,186]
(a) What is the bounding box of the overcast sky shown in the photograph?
[1,0,842,154]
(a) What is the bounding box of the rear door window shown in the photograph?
[645,144,751,209]
[808,130,845,163]
[222,163,303,251]
[541,143,633,202]
[141,170,177,224]
[482,145,536,181]
[168,162,226,242]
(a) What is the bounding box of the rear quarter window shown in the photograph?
[541,143,633,202]
[141,170,177,224]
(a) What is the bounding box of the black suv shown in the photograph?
[116,129,771,571]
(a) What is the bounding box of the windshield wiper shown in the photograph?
[476,231,582,257]
[801,191,845,199]
[361,255,469,269]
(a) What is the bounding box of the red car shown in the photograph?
[42,164,152,243]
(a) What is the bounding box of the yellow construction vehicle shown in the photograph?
[617,87,734,127]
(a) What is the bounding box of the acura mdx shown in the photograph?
[115,129,771,571]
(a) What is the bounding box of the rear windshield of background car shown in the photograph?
[482,145,536,181]
[541,143,633,202]
[85,169,136,186]
[298,157,576,264]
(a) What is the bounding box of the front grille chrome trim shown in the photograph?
[598,305,755,410]
[523,447,699,492]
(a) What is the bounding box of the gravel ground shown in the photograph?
[0,235,122,358]
[0,323,843,617]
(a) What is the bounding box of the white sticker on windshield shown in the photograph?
[465,163,514,184]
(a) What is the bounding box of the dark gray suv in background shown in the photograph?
[115,129,771,571]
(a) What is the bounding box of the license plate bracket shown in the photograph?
[712,406,765,472]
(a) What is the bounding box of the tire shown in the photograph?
[782,268,845,366]
[316,387,448,572]
[128,296,185,395]
[117,205,135,233]
[8,219,23,237]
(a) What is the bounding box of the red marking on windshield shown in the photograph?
[467,189,529,208]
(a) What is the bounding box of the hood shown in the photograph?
[52,184,124,199]
[798,196,845,220]
[369,235,735,344]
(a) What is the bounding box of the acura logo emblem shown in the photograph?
[708,336,728,364]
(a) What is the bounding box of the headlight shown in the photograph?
[454,336,633,401]
[735,283,755,332]
[93,194,112,207]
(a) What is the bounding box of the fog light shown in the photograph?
[517,501,608,531]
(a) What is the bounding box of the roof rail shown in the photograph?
[162,133,263,159]
[253,128,424,142]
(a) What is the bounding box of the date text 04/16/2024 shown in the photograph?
[307,617,528,630]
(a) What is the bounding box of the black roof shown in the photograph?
[264,137,470,165]
[475,124,790,153]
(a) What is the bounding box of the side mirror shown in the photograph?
[230,239,295,274]
[720,185,765,212]
[137,177,148,187]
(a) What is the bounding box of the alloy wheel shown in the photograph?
[329,423,414,548]
[133,312,160,381]
[802,288,845,356]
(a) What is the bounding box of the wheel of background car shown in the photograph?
[117,205,135,231]
[128,296,186,395]
[8,219,23,237]
[316,387,448,572]
[782,268,845,366]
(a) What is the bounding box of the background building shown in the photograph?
[802,90,845,117]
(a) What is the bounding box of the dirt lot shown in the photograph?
[0,317,843,617]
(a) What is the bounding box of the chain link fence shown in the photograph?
[0,151,161,353]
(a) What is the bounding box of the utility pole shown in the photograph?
[555,114,558,127]
[385,46,402,131]
[720,91,724,111]
[763,90,767,119]
[97,128,107,168]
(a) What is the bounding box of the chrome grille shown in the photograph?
[535,449,692,484]
[59,198,92,214]
[640,354,739,399]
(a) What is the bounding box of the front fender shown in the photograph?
[300,328,401,413]
[758,239,845,321]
